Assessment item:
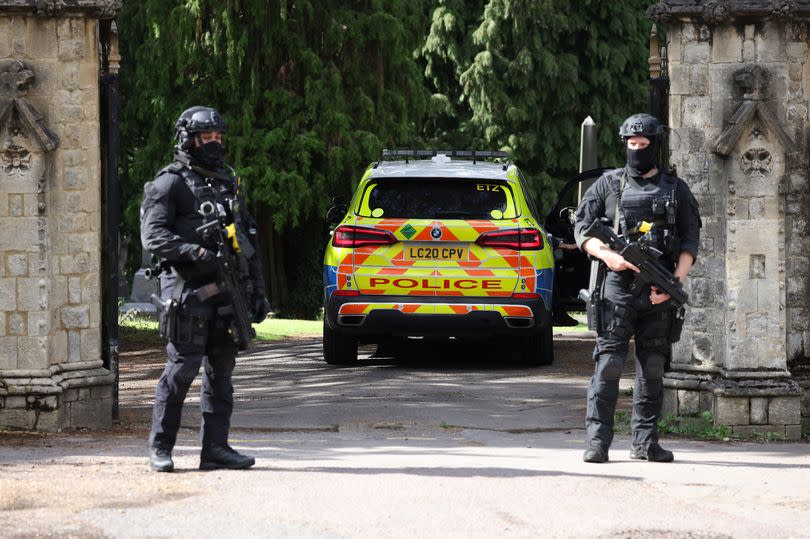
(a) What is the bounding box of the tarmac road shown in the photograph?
[1,334,808,538]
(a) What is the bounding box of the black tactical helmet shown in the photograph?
[174,106,227,150]
[619,113,665,140]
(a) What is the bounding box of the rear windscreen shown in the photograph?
[357,178,518,219]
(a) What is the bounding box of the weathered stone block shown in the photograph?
[91,385,112,400]
[24,17,56,59]
[68,396,112,429]
[57,18,86,61]
[682,96,712,129]
[0,217,40,248]
[0,409,37,430]
[80,327,100,360]
[732,425,785,438]
[754,21,785,62]
[750,397,768,425]
[712,26,742,63]
[743,40,756,62]
[663,388,678,417]
[684,41,711,64]
[61,305,89,330]
[0,18,11,57]
[17,336,47,369]
[62,167,87,190]
[68,330,80,361]
[678,390,701,415]
[17,278,46,311]
[0,278,16,310]
[0,336,17,369]
[50,330,67,363]
[6,253,28,277]
[769,396,801,425]
[27,311,51,337]
[68,276,81,304]
[786,425,802,441]
[715,395,750,425]
[7,312,26,336]
[669,64,690,96]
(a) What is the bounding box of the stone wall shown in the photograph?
[651,1,807,439]
[0,1,120,430]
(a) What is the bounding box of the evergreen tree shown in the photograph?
[118,1,431,317]
[422,0,654,209]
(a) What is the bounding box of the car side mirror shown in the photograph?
[326,204,348,225]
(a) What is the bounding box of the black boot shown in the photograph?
[583,445,609,463]
[199,444,256,470]
[552,311,579,327]
[149,447,174,472]
[630,442,674,462]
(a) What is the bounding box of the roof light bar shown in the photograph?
[380,149,510,165]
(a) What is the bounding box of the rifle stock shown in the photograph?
[583,217,689,308]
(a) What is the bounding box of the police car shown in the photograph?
[322,149,601,366]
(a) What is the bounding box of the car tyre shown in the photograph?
[323,319,358,365]
[519,324,554,366]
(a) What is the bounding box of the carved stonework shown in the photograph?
[713,65,798,156]
[0,61,60,153]
[0,60,34,97]
[1,144,32,176]
[647,0,810,24]
[771,0,799,18]
[0,0,121,18]
[740,147,773,178]
[703,0,732,25]
[35,0,65,16]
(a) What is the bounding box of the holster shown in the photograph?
[579,258,606,332]
[669,305,686,343]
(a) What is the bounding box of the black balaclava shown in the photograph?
[625,137,658,178]
[189,139,224,169]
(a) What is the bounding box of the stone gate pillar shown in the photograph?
[0,0,121,430]
[649,0,810,439]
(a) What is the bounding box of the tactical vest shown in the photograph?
[607,169,680,261]
[172,163,255,260]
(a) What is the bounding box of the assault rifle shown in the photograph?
[583,217,689,309]
[196,201,256,351]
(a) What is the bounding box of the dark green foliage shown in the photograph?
[118,1,431,317]
[422,0,655,209]
[118,1,656,317]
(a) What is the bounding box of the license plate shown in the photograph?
[404,244,468,261]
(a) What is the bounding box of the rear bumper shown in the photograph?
[324,294,551,338]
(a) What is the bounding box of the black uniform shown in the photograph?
[141,151,267,452]
[574,166,700,450]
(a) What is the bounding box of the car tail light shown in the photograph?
[332,226,398,248]
[332,289,360,297]
[512,292,541,300]
[475,228,543,250]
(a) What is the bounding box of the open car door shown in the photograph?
[544,168,609,312]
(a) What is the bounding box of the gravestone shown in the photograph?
[0,0,121,430]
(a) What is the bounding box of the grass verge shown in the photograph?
[119,316,322,344]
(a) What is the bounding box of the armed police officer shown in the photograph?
[574,113,700,463]
[141,106,270,472]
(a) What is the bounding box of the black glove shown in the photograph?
[252,294,270,323]
[195,247,216,263]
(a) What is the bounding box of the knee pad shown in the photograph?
[597,355,624,381]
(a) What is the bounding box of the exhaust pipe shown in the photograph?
[504,317,535,329]
[338,314,367,326]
